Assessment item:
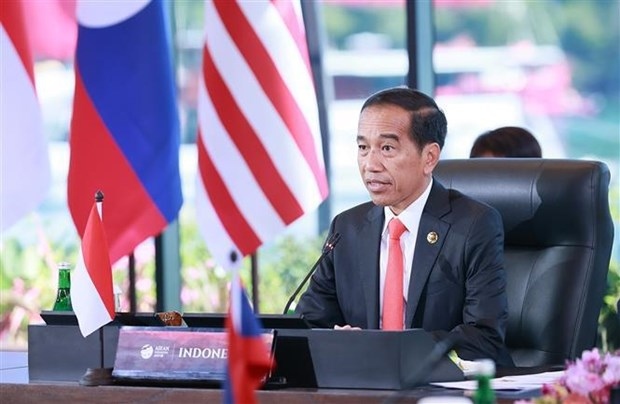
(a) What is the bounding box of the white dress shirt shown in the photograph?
[379,178,433,327]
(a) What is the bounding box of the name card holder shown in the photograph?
[112,326,275,385]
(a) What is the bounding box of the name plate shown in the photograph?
[112,326,274,383]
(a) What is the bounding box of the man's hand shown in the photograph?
[334,324,362,330]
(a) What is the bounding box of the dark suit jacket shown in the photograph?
[297,179,513,366]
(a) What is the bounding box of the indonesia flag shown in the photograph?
[0,0,51,232]
[72,196,115,337]
[196,0,328,267]
[68,0,182,263]
[223,271,272,404]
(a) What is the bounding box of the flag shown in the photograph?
[0,0,51,232]
[224,271,272,404]
[72,199,115,337]
[68,0,182,263]
[21,0,77,61]
[196,0,328,267]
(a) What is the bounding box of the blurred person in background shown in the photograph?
[470,126,542,158]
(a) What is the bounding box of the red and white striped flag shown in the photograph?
[195,0,328,267]
[1,0,51,232]
[72,197,115,337]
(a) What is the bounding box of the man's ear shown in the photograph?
[423,142,441,175]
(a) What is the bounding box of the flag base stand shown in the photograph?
[28,323,119,383]
[79,326,113,386]
[79,367,113,386]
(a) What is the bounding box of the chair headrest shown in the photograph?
[434,158,612,247]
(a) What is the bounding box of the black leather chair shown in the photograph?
[434,159,614,367]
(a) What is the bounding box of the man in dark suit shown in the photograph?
[296,87,512,366]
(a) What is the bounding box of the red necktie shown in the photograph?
[382,218,407,330]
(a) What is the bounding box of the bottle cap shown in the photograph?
[57,262,72,270]
[474,359,495,377]
[419,397,473,404]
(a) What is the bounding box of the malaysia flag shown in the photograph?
[195,0,328,267]
[68,0,182,263]
[1,0,51,232]
[223,271,272,404]
[72,195,115,337]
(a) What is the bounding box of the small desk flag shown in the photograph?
[73,197,115,337]
[223,269,272,404]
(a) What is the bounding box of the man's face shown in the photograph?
[357,104,439,215]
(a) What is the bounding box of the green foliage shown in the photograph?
[255,233,326,314]
[599,260,620,351]
[176,207,326,314]
[0,217,156,348]
[550,0,620,93]
[598,183,620,351]
[178,209,231,313]
[113,242,157,313]
[324,1,619,98]
[435,7,506,45]
[322,4,357,48]
[322,3,405,49]
[0,219,73,348]
[172,0,203,30]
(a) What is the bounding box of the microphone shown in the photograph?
[282,232,341,315]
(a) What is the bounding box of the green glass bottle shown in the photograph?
[52,262,73,311]
[473,359,496,404]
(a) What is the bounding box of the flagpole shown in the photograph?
[250,253,259,313]
[128,252,137,313]
[95,191,106,370]
[230,251,240,328]
[301,0,332,234]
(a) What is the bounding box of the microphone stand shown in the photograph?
[384,332,461,403]
[282,232,341,315]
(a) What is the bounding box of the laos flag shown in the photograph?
[68,0,182,263]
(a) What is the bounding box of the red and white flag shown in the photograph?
[0,0,51,232]
[72,198,115,337]
[195,0,328,267]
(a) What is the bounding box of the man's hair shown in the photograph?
[360,86,448,150]
[470,126,542,158]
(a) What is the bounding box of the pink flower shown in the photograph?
[564,368,605,396]
[532,349,620,404]
[601,354,620,385]
[581,348,603,372]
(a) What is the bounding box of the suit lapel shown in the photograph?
[405,181,451,327]
[359,206,384,329]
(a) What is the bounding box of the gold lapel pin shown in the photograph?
[427,231,438,244]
